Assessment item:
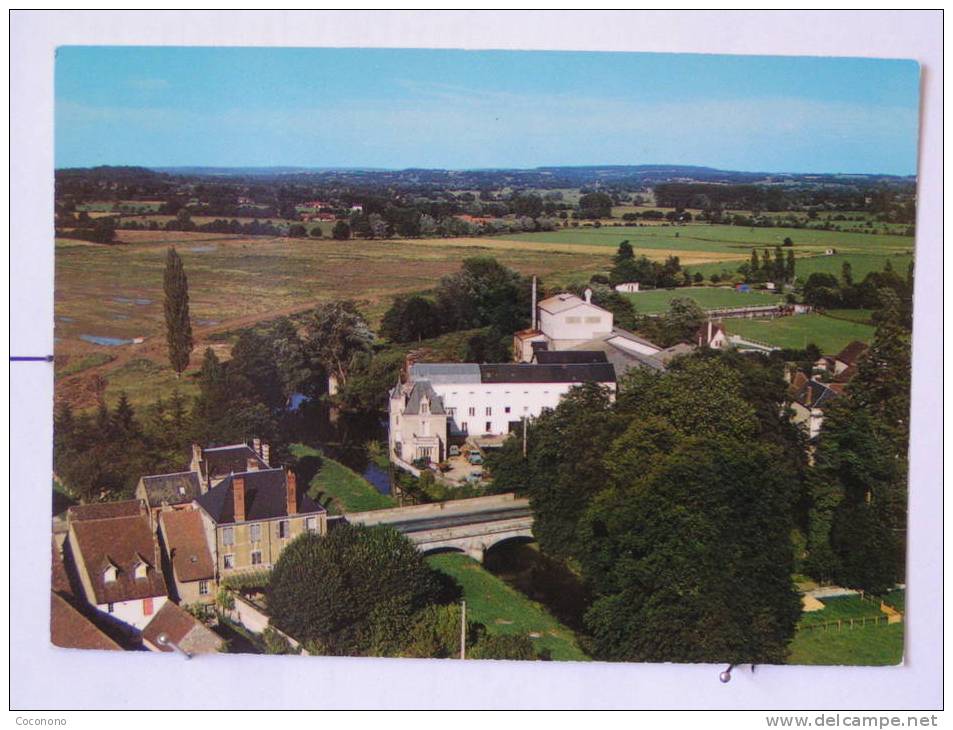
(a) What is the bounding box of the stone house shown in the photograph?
[157,509,217,606]
[194,467,327,577]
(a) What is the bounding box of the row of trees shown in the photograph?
[738,246,796,286]
[609,241,688,289]
[802,260,913,313]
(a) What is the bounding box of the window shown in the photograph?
[249,523,261,542]
[421,400,429,414]
[485,407,492,416]
[485,421,492,432]
[143,597,154,616]
[103,565,118,583]
[460,421,468,434]
[222,527,234,546]
[107,603,114,614]
[504,406,511,414]
[251,551,262,566]
[447,407,456,417]
[523,406,529,413]
[199,580,210,596]
[278,520,290,539]
[133,561,148,580]
[223,554,235,570]
[585,316,601,323]
[566,316,581,324]
[468,407,476,417]
[306,517,318,533]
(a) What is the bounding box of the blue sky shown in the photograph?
[55,47,920,175]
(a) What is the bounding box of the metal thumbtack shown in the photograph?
[719,665,734,683]
[156,632,193,659]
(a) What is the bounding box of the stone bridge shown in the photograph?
[346,493,534,562]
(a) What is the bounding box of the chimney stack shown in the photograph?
[286,469,298,516]
[233,475,245,523]
[261,443,270,466]
[252,437,262,457]
[531,276,537,331]
[584,287,592,304]
[707,320,713,345]
[246,457,259,472]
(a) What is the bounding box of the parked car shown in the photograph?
[468,452,483,465]
[449,445,461,457]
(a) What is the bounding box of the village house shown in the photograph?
[194,467,327,577]
[65,500,169,633]
[389,360,617,465]
[789,371,846,440]
[695,321,729,349]
[157,509,217,605]
[814,340,868,381]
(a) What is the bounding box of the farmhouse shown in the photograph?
[815,340,868,380]
[789,372,845,440]
[157,509,217,605]
[389,361,616,465]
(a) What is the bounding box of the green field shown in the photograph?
[496,223,914,256]
[426,552,589,662]
[726,313,875,353]
[788,623,903,666]
[291,444,396,513]
[800,595,885,628]
[625,286,783,314]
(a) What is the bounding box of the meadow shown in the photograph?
[54,231,607,410]
[291,444,395,514]
[725,313,875,353]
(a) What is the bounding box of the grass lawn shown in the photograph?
[787,623,903,666]
[624,286,782,314]
[291,444,395,514]
[725,313,875,353]
[426,552,589,662]
[800,596,885,628]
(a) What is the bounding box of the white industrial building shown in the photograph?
[389,361,616,465]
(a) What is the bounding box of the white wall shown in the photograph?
[538,302,613,345]
[433,380,615,436]
[96,596,169,632]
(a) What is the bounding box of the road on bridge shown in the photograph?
[383,506,534,534]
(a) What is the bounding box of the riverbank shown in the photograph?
[427,552,589,662]
[291,443,396,514]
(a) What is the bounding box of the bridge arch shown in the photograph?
[483,533,536,557]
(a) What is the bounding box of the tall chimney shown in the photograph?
[252,437,262,457]
[531,276,537,331]
[261,443,270,466]
[190,444,203,473]
[707,320,713,345]
[286,469,298,516]
[584,287,592,304]
[232,475,245,523]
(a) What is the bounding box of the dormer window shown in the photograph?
[103,564,118,583]
[421,399,429,415]
[132,560,148,580]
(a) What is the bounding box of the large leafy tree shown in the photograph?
[163,247,193,375]
[268,524,446,655]
[303,301,374,389]
[581,438,801,664]
[379,294,443,343]
[434,257,532,334]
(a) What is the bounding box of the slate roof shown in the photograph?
[534,350,608,365]
[479,362,616,384]
[793,379,841,410]
[402,380,446,416]
[653,343,696,366]
[142,601,224,655]
[195,468,325,525]
[50,592,122,652]
[140,471,202,508]
[835,341,868,367]
[410,363,481,384]
[203,444,269,478]
[571,337,668,374]
[68,501,167,606]
[159,510,215,583]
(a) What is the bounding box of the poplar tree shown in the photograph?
[163,247,193,376]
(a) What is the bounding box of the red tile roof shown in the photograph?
[50,593,121,651]
[69,501,167,605]
[142,602,224,655]
[835,340,868,367]
[159,509,215,583]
